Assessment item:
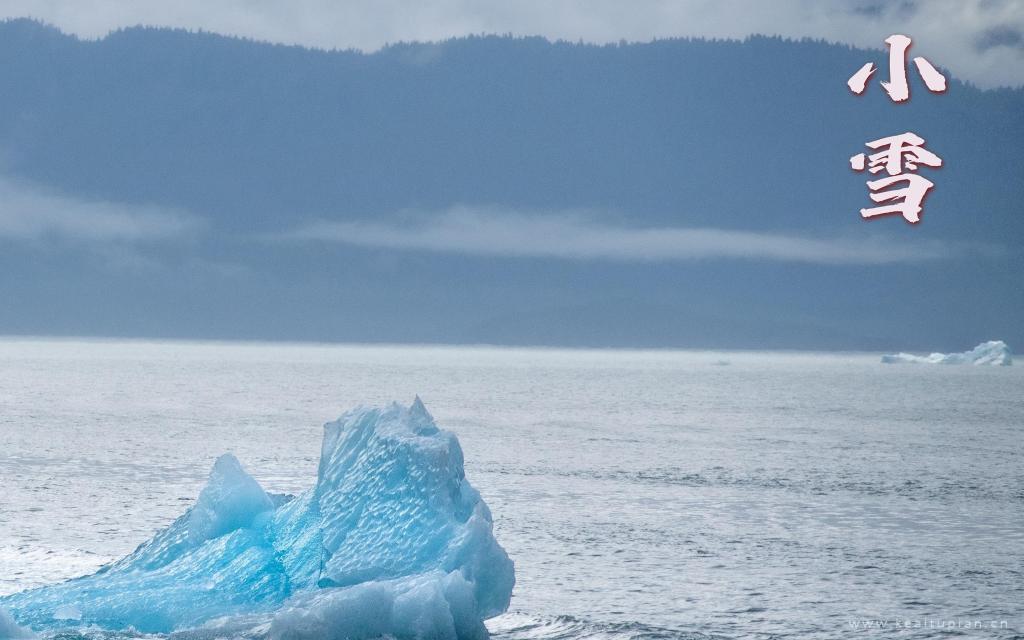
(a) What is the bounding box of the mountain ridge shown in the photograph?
[0,18,1020,350]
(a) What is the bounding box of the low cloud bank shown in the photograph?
[285,208,964,265]
[0,178,199,243]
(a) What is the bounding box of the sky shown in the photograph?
[1,0,1022,89]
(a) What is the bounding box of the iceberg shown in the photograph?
[881,340,1012,366]
[0,399,514,640]
[0,609,32,640]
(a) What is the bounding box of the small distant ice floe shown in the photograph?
[881,340,1012,366]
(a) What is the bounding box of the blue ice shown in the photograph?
[0,398,514,639]
[881,340,1012,365]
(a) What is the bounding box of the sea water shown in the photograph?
[0,339,1021,639]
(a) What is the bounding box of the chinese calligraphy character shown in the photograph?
[850,132,942,223]
[847,34,947,223]
[848,34,946,102]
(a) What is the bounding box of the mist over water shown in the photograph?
[1,339,1021,639]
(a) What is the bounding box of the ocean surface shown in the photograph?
[0,339,1021,639]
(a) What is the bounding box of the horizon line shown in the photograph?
[0,332,1002,358]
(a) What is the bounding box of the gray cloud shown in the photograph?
[0,0,1021,88]
[976,24,1024,50]
[0,178,200,242]
[283,208,964,265]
